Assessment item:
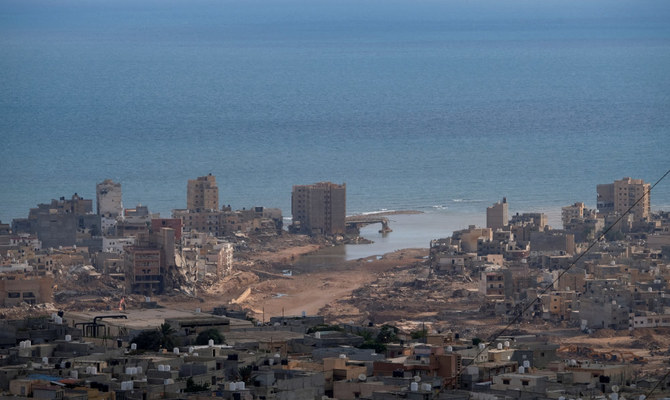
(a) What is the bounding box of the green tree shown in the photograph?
[195,328,225,345]
[376,325,399,343]
[184,377,210,393]
[237,365,253,383]
[133,330,162,351]
[411,329,427,340]
[133,323,178,352]
[159,322,177,350]
[359,330,373,341]
[359,340,387,354]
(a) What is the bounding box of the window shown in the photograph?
[521,380,529,386]
[502,379,510,385]
[8,292,20,298]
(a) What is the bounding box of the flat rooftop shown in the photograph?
[67,308,251,331]
[224,329,304,345]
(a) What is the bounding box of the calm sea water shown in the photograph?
[1,0,669,240]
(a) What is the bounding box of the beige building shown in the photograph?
[291,182,346,235]
[187,174,219,211]
[0,272,54,306]
[492,373,548,393]
[597,177,650,221]
[486,198,508,230]
[125,228,176,295]
[545,290,577,321]
[479,265,512,298]
[452,226,493,253]
[209,242,233,277]
[561,202,584,228]
[173,208,223,236]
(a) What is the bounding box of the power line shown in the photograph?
[442,169,670,392]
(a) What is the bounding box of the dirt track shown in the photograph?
[160,247,429,321]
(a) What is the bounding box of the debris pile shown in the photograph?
[323,263,481,324]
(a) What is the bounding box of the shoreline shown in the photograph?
[349,209,424,217]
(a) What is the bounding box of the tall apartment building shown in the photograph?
[125,228,176,295]
[486,197,508,231]
[21,194,100,249]
[597,177,650,221]
[187,174,219,211]
[291,182,346,235]
[96,179,123,218]
[561,202,585,228]
[173,209,223,236]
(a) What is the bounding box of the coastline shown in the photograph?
[350,209,424,217]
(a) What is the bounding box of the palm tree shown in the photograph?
[159,323,177,350]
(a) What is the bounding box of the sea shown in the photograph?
[1,0,669,258]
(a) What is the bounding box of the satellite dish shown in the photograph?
[414,376,421,382]
[358,374,367,382]
[612,385,619,393]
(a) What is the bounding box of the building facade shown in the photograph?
[597,177,650,221]
[291,182,346,236]
[486,198,508,231]
[0,273,54,307]
[96,179,123,218]
[562,202,584,228]
[187,174,219,211]
[21,194,100,249]
[125,228,176,295]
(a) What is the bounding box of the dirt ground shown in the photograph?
[159,247,429,321]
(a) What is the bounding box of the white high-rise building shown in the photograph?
[97,179,123,218]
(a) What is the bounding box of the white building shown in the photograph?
[102,237,135,254]
[96,179,123,218]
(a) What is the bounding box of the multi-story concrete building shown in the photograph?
[97,179,123,236]
[125,228,176,295]
[492,373,548,394]
[101,236,135,254]
[115,205,153,237]
[212,242,233,278]
[173,209,223,236]
[0,269,54,306]
[96,179,123,218]
[187,174,219,211]
[291,182,346,236]
[479,265,513,298]
[19,194,100,249]
[151,218,182,243]
[562,202,585,228]
[597,177,650,221]
[451,226,493,253]
[562,202,602,242]
[529,230,576,256]
[486,198,508,231]
[510,212,548,230]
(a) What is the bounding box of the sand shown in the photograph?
[159,247,428,321]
